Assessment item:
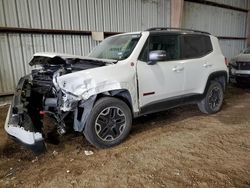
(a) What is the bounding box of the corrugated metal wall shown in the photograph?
[1,0,249,95]
[0,0,171,95]
[182,0,248,60]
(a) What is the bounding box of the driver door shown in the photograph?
[137,34,185,108]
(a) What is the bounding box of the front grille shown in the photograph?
[236,61,250,70]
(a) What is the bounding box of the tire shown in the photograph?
[84,97,132,148]
[198,81,224,114]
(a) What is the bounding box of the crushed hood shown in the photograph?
[29,52,117,66]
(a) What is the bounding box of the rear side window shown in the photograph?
[181,35,212,59]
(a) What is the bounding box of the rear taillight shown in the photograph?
[225,57,228,66]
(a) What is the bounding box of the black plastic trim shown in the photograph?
[205,70,228,91]
[217,36,247,40]
[146,27,210,35]
[232,74,250,78]
[12,75,31,115]
[138,93,204,116]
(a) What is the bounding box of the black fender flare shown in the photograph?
[75,89,134,132]
[104,89,134,114]
[203,70,228,94]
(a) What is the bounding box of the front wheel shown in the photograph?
[84,97,132,148]
[198,81,224,114]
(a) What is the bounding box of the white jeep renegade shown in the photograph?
[5,28,228,152]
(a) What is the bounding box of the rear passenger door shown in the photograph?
[181,34,213,94]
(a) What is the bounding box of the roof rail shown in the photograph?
[146,27,211,35]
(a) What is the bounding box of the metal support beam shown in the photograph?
[247,0,250,47]
[0,27,121,38]
[185,0,248,12]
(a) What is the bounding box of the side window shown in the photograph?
[181,35,212,59]
[139,35,180,62]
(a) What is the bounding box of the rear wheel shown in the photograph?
[198,81,224,114]
[84,97,132,148]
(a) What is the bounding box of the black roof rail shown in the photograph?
[146,27,211,35]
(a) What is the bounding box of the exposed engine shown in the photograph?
[29,66,67,135]
[13,55,109,143]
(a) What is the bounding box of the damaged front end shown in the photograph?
[5,53,114,153]
[5,75,45,153]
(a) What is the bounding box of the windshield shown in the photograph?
[88,34,141,60]
[243,48,250,54]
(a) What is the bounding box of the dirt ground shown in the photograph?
[1,85,250,188]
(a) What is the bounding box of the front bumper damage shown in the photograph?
[229,67,250,83]
[4,76,45,153]
[5,107,45,153]
[4,73,120,154]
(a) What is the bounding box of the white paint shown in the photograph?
[137,35,228,107]
[137,59,185,107]
[4,107,43,145]
[183,36,227,94]
[54,31,149,113]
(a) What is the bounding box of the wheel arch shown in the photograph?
[95,89,134,116]
[204,71,228,94]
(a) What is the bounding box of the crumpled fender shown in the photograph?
[56,62,139,112]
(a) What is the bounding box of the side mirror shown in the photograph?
[148,50,167,65]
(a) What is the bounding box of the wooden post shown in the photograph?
[171,0,184,28]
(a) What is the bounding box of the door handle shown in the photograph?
[172,66,184,72]
[203,63,213,68]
